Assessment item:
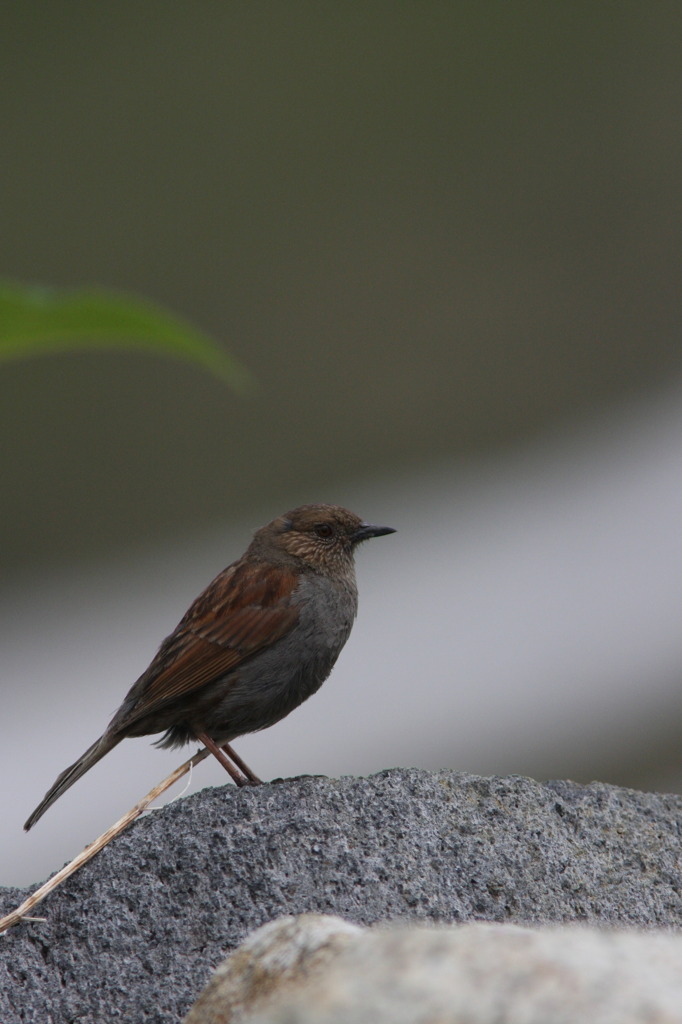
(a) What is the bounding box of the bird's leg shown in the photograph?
[196,732,250,787]
[221,742,262,785]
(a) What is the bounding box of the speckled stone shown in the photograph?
[2,768,682,1023]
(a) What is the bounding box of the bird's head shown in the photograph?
[249,503,395,575]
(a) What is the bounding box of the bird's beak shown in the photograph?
[352,522,397,544]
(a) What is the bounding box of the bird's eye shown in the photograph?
[314,522,334,539]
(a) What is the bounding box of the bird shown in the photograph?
[24,504,395,830]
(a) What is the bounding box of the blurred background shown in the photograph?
[2,4,682,886]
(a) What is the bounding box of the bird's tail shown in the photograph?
[24,732,121,831]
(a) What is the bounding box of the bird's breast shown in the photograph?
[205,571,359,741]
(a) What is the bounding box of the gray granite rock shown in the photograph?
[2,769,682,1023]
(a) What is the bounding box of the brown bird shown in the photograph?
[24,504,395,830]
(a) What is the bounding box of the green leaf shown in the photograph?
[0,281,253,391]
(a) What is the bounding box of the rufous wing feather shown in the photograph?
[114,562,300,728]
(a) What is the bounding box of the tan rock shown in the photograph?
[183,914,361,1024]
[186,914,682,1024]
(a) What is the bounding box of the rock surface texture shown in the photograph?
[184,914,682,1024]
[183,914,364,1024]
[2,768,682,1023]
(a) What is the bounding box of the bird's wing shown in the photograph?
[115,561,300,725]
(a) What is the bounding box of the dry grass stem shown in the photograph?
[0,746,210,934]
